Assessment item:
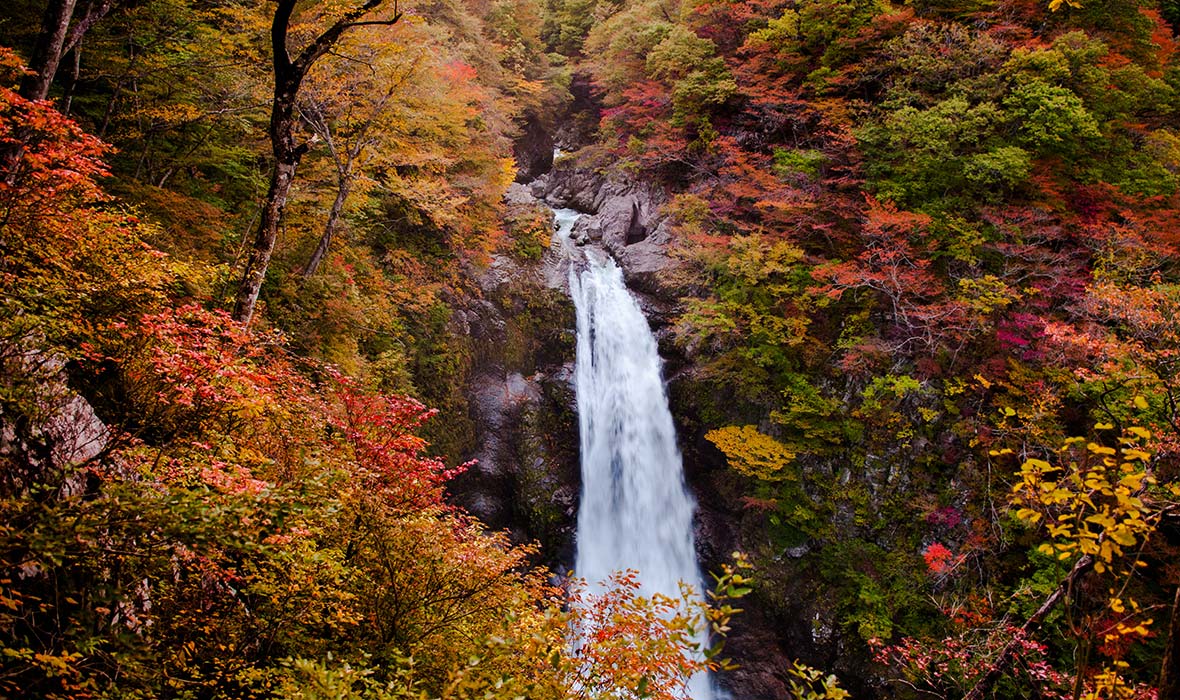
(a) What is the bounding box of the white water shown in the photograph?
[556,208,714,699]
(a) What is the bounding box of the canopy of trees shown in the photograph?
[3,0,1180,696]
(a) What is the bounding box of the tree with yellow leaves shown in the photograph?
[963,427,1176,700]
[705,425,796,482]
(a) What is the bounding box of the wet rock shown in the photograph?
[450,229,580,565]
[538,165,684,301]
[452,361,579,563]
[452,298,506,342]
[541,165,607,212]
[722,619,797,700]
[570,216,601,245]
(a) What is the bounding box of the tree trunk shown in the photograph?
[230,0,400,324]
[58,42,82,116]
[302,176,351,278]
[2,0,77,181]
[1160,587,1180,698]
[231,0,304,325]
[20,0,79,102]
[232,97,301,324]
[3,0,115,182]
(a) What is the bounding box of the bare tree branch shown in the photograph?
[963,554,1094,700]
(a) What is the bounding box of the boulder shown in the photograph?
[538,165,685,301]
[1,349,110,496]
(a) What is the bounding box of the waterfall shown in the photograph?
[556,208,714,700]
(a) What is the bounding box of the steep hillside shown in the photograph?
[538,0,1180,694]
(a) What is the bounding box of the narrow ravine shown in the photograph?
[554,208,715,699]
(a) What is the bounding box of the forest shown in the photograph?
[1,0,1179,697]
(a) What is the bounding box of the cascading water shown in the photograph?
[555,208,715,700]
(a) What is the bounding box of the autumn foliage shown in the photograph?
[0,33,739,700]
[4,0,1180,693]
[551,0,1180,692]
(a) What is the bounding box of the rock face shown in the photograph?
[513,116,555,183]
[554,71,601,150]
[530,163,684,304]
[457,362,579,562]
[1,350,110,496]
[454,163,688,569]
[469,147,803,699]
[449,184,580,567]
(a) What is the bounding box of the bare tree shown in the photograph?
[232,0,402,324]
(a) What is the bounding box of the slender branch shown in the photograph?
[963,554,1094,700]
[291,0,401,76]
[339,18,406,28]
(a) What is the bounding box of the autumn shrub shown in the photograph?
[502,201,554,261]
[0,48,184,498]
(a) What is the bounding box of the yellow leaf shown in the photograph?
[1015,508,1042,524]
[1109,529,1136,547]
[1084,513,1116,529]
[1121,449,1151,463]
[706,426,796,481]
[1118,473,1146,489]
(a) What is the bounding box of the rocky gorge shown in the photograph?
[448,149,687,569]
[448,134,824,698]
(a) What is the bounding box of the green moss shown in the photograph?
[503,203,554,262]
